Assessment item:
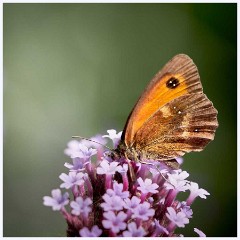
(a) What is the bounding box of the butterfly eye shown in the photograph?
[166,77,180,89]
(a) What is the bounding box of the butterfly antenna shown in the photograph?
[72,136,114,152]
[140,160,171,184]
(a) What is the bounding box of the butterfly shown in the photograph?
[116,54,218,169]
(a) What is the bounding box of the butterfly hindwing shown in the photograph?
[132,93,218,160]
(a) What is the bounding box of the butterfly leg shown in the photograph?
[126,160,136,182]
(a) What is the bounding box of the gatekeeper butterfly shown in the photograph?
[115,54,218,169]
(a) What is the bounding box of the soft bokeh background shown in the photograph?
[3,3,236,237]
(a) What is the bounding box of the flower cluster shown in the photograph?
[43,129,209,237]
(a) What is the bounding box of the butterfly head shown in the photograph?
[115,141,142,162]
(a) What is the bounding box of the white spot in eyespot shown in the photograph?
[194,129,199,132]
[178,110,182,114]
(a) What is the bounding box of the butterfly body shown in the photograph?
[116,54,218,169]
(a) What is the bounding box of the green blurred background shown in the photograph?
[3,3,236,237]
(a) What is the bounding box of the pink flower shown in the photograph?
[101,194,124,211]
[123,196,141,211]
[59,172,84,189]
[106,181,129,199]
[102,211,127,233]
[152,219,169,236]
[70,197,92,216]
[102,129,122,148]
[165,170,189,192]
[122,222,146,237]
[187,182,210,205]
[96,160,122,175]
[137,177,159,194]
[132,202,155,220]
[79,225,102,237]
[166,207,189,228]
[43,189,69,211]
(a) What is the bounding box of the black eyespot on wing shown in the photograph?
[166,77,180,89]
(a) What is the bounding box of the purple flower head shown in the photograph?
[43,189,69,211]
[96,159,122,175]
[166,207,189,228]
[44,129,211,237]
[123,222,146,237]
[101,194,124,211]
[137,177,159,194]
[102,211,127,233]
[79,225,102,237]
[70,196,92,216]
[165,170,189,192]
[106,181,129,199]
[102,129,122,148]
[194,227,206,237]
[132,201,155,221]
[59,172,84,189]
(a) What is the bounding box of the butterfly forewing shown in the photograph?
[121,54,218,162]
[122,54,203,147]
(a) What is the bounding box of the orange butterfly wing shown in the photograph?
[121,54,218,161]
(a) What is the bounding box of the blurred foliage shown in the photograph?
[3,3,236,237]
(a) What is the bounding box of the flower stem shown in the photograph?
[186,193,196,206]
[122,174,129,191]
[167,221,176,235]
[105,174,112,189]
[165,189,178,207]
[109,231,116,237]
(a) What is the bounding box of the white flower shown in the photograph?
[43,189,69,211]
[102,211,127,233]
[132,202,155,221]
[165,170,189,192]
[79,225,102,237]
[123,222,146,237]
[166,207,189,228]
[70,197,92,216]
[102,129,122,148]
[137,177,159,194]
[96,160,122,175]
[187,182,210,199]
[59,172,84,189]
[101,194,124,211]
